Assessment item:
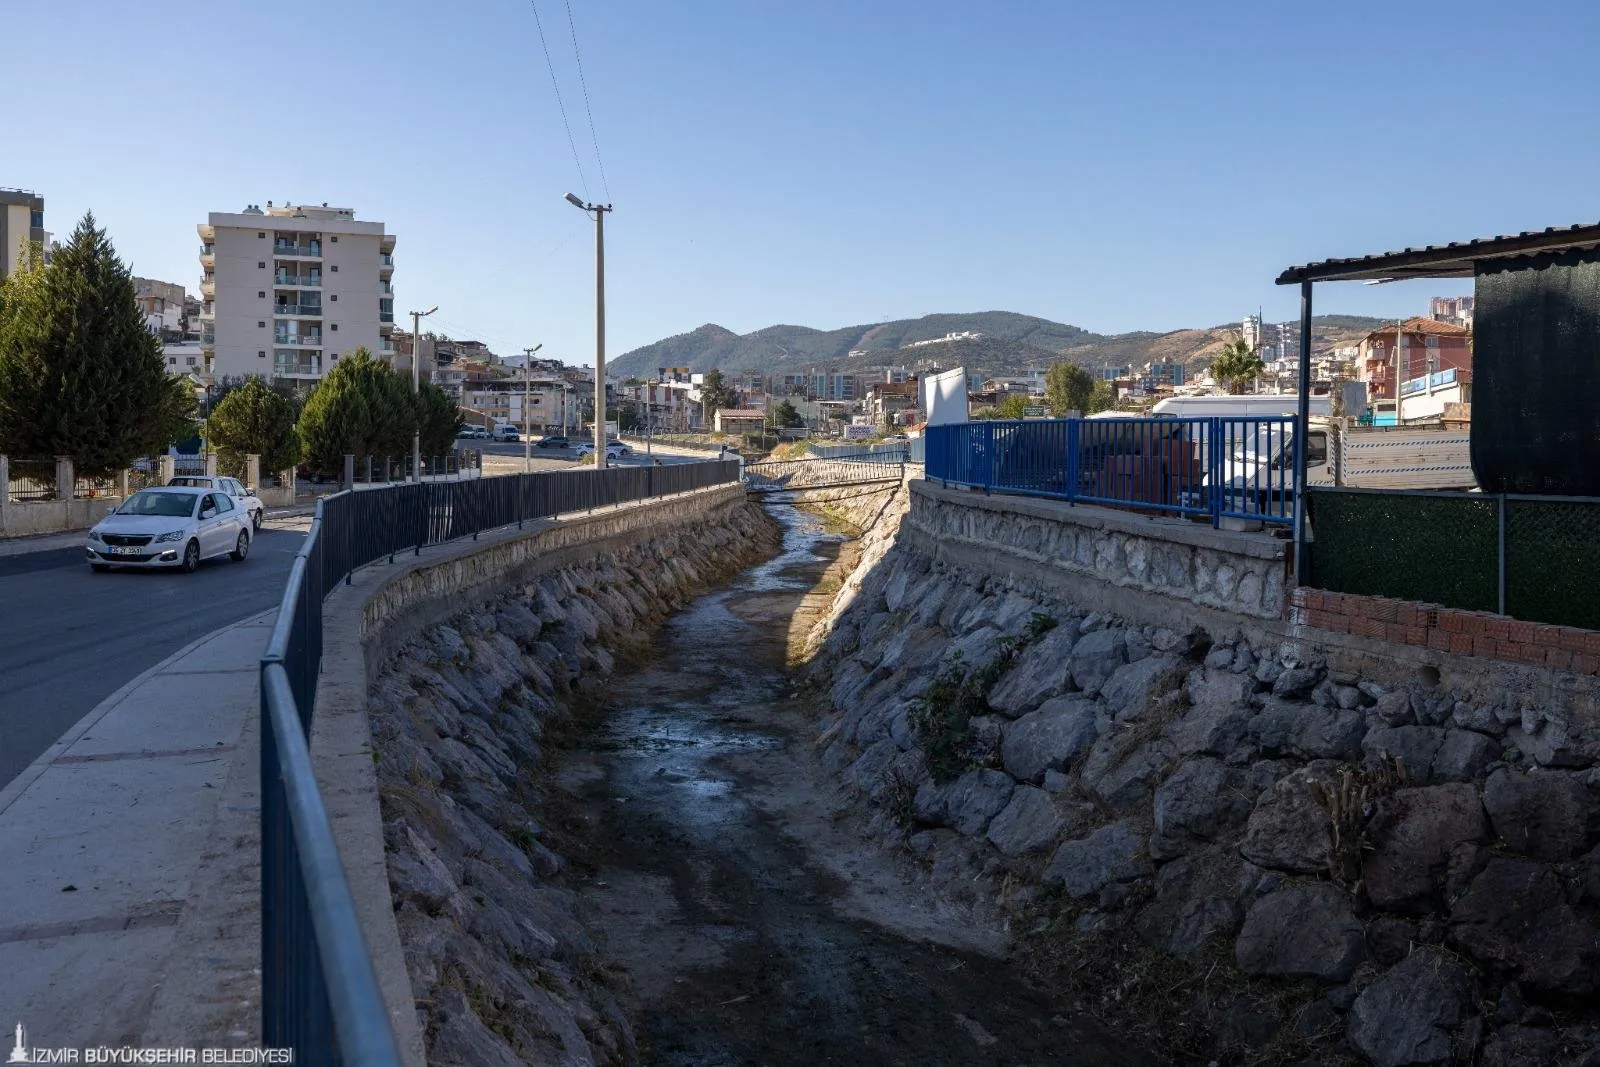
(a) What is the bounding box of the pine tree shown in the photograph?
[0,214,196,474]
[296,348,416,475]
[205,376,301,476]
[414,379,461,458]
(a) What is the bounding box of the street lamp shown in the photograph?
[410,305,438,481]
[565,194,613,467]
[522,343,543,473]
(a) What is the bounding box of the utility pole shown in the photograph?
[566,194,613,467]
[522,344,542,473]
[410,306,439,481]
[1393,319,1404,427]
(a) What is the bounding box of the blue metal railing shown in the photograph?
[258,460,742,1062]
[925,416,1299,526]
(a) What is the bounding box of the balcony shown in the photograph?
[273,303,322,318]
[379,282,393,295]
[273,352,322,378]
[201,328,215,345]
[379,312,394,323]
[275,331,322,347]
[199,244,214,266]
[273,241,322,258]
[380,253,395,271]
[274,272,321,287]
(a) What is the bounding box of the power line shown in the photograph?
[564,0,610,201]
[529,0,590,199]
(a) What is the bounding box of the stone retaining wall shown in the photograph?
[803,478,1600,1064]
[312,486,781,1065]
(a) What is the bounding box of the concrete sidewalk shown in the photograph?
[0,614,270,1049]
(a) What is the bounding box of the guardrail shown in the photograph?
[258,460,740,1062]
[925,417,1299,526]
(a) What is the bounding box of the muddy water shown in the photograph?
[561,505,1138,1066]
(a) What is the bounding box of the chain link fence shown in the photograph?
[1308,487,1600,629]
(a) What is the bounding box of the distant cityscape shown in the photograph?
[1,185,1476,438]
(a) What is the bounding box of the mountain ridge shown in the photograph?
[609,310,1391,382]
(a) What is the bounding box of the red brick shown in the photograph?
[1439,612,1474,635]
[1546,648,1574,671]
[1559,627,1591,653]
[1473,636,1498,658]
[1582,631,1600,655]
[1351,617,1386,640]
[1572,652,1600,676]
[1449,633,1475,655]
[1324,615,1352,635]
[1428,630,1454,652]
[1305,609,1331,631]
[1519,644,1549,665]
[1506,620,1539,644]
[1405,626,1429,646]
[1367,599,1400,623]
[1483,617,1512,641]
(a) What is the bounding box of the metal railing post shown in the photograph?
[1209,417,1223,528]
[1497,493,1508,615]
[1066,418,1079,505]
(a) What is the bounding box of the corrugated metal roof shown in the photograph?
[1277,222,1600,285]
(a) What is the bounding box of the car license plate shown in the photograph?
[112,546,143,556]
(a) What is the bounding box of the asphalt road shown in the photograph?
[0,526,305,790]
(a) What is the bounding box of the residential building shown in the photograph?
[903,330,982,349]
[0,188,46,279]
[462,377,577,432]
[617,380,701,432]
[1356,317,1472,403]
[866,380,920,425]
[198,201,395,384]
[713,408,766,435]
[134,277,187,339]
[1428,295,1475,329]
[162,341,206,374]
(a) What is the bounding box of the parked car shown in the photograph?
[534,435,569,449]
[457,425,489,439]
[491,425,521,442]
[85,486,252,573]
[167,475,264,531]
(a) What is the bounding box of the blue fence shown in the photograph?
[258,460,741,1063]
[924,417,1300,526]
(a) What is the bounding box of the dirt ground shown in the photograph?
[552,504,1144,1066]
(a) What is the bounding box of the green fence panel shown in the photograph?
[1308,489,1498,613]
[1505,498,1600,630]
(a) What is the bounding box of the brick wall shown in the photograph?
[1291,588,1600,675]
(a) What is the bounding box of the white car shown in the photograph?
[167,475,265,531]
[574,442,629,461]
[86,486,253,573]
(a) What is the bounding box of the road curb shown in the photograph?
[0,607,275,818]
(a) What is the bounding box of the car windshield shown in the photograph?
[118,491,197,518]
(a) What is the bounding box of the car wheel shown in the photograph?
[90,563,109,573]
[231,530,250,562]
[252,509,263,532]
[182,539,201,573]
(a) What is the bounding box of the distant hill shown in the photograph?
[610,311,1391,382]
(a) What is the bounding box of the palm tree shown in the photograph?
[1211,337,1265,395]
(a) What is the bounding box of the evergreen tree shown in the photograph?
[296,348,416,475]
[699,369,738,416]
[205,376,301,476]
[1044,362,1094,417]
[769,398,805,428]
[414,379,461,457]
[0,214,196,474]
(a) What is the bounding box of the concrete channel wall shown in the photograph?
[309,483,768,1063]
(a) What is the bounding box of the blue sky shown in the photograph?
[11,0,1599,365]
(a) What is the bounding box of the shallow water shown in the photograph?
[565,504,1138,1066]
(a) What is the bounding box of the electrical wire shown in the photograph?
[529,0,590,199]
[564,0,610,202]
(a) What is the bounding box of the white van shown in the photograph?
[491,424,520,442]
[1151,394,1333,419]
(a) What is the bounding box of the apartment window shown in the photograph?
[330,353,339,361]
[258,232,266,238]
[331,324,338,331]
[258,321,265,328]
[330,236,338,243]
[330,265,338,272]
[186,356,197,366]
[258,291,265,298]
[258,350,266,358]
[258,261,266,269]
[330,294,338,302]
[167,357,176,366]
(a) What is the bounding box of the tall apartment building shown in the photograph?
[198,202,395,383]
[0,188,47,279]
[1428,295,1474,329]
